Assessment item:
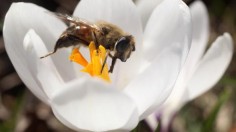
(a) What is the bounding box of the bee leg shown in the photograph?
[40,33,68,59]
[40,37,66,59]
[40,32,81,59]
[101,50,110,74]
[40,46,58,59]
[109,57,117,73]
[92,31,99,49]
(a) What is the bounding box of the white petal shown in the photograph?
[23,29,64,99]
[135,0,163,28]
[3,3,76,82]
[189,0,209,67]
[124,0,191,119]
[74,0,143,89]
[156,75,187,128]
[161,1,210,104]
[153,2,210,126]
[124,45,182,120]
[51,78,139,132]
[187,33,233,100]
[146,1,210,128]
[142,0,192,64]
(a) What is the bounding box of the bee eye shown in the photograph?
[115,37,130,52]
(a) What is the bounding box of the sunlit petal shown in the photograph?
[124,46,182,119]
[135,0,163,28]
[142,0,191,64]
[51,78,139,131]
[153,1,211,127]
[3,3,76,82]
[23,29,64,99]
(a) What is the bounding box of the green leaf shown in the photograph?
[201,89,231,132]
[220,76,236,86]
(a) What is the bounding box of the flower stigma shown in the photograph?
[69,42,111,82]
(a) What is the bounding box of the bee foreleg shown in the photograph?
[109,57,117,73]
[101,50,110,74]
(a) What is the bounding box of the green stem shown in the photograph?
[0,89,26,132]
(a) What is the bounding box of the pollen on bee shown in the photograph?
[69,42,111,82]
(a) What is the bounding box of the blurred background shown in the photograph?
[0,0,235,132]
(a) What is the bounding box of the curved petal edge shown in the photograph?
[187,33,234,100]
[51,78,139,131]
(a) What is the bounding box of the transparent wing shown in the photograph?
[46,11,100,31]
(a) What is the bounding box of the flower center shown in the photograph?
[69,42,111,82]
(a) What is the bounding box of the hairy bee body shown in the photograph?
[41,13,135,73]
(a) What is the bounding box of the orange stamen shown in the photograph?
[69,42,111,82]
[69,48,88,67]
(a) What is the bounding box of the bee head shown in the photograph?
[114,35,135,62]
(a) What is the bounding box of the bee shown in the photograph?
[40,13,135,73]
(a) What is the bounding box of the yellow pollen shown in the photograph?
[69,42,111,82]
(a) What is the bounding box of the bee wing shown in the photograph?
[45,11,80,26]
[46,12,100,30]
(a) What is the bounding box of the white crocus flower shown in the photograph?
[136,1,234,131]
[3,0,192,131]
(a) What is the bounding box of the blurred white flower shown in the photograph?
[3,0,192,131]
[136,1,234,131]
